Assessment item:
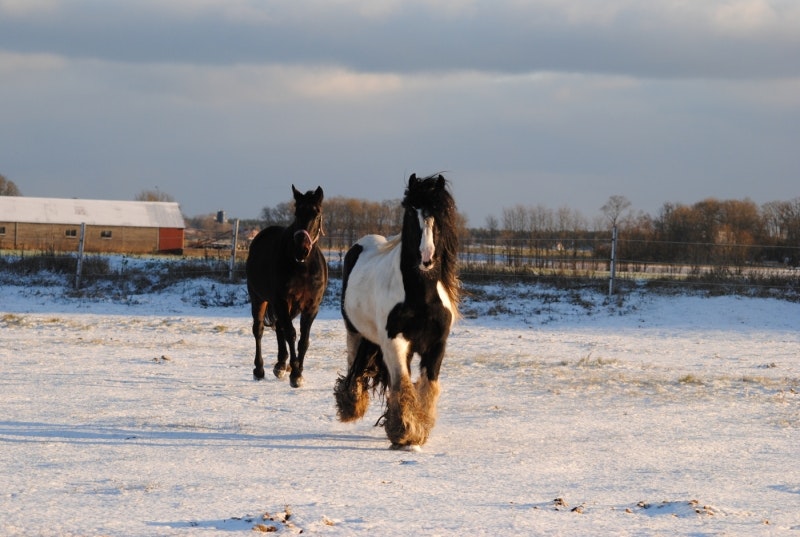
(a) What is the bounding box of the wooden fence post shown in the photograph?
[229,218,240,281]
[608,225,617,296]
[75,222,86,289]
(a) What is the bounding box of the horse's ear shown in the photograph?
[408,173,417,185]
[436,174,445,189]
[313,186,324,203]
[292,184,301,200]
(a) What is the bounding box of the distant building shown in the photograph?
[0,196,185,254]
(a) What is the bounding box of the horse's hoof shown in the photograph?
[390,443,422,452]
[253,368,265,380]
[273,364,288,379]
[290,375,304,388]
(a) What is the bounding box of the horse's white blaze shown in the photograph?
[418,210,435,269]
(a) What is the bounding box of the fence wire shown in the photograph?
[2,234,799,299]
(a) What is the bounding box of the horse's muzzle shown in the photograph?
[293,230,313,262]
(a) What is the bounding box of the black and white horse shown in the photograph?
[335,174,459,448]
[246,185,328,388]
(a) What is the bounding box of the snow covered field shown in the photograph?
[1,278,799,536]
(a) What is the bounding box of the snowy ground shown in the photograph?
[1,276,799,536]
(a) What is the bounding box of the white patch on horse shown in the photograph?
[418,210,435,270]
[383,335,412,382]
[436,281,455,320]
[342,234,405,346]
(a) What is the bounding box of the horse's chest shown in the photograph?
[386,288,451,344]
[283,265,325,313]
[287,285,313,311]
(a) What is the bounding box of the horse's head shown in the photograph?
[402,173,454,272]
[290,184,324,263]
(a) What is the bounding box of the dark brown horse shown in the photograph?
[246,185,328,388]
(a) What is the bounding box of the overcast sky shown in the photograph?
[1,0,799,227]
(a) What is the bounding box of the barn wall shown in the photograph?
[0,222,173,254]
[158,228,184,252]
[0,222,14,250]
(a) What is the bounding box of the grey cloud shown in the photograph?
[1,1,798,79]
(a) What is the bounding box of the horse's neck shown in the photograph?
[398,224,458,311]
[278,225,293,244]
[282,221,305,242]
[275,223,301,260]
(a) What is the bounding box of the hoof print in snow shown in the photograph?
[635,499,719,518]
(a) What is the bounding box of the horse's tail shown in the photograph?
[265,304,276,328]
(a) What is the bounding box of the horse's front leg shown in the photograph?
[251,300,268,379]
[382,338,431,448]
[414,340,447,440]
[289,310,316,388]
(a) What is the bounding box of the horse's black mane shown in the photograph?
[402,174,460,315]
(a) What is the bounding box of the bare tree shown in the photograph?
[762,199,800,243]
[259,202,293,227]
[502,205,527,237]
[485,215,498,238]
[135,188,175,202]
[0,174,21,196]
[527,204,554,236]
[601,195,632,227]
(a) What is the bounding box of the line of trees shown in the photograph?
[255,196,468,250]
[248,194,800,267]
[614,198,800,266]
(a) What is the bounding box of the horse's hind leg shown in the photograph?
[334,334,375,421]
[251,300,268,379]
[334,373,370,422]
[271,304,293,380]
[272,326,290,380]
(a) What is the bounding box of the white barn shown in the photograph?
[0,196,185,254]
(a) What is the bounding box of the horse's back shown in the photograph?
[341,234,404,344]
[360,233,401,253]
